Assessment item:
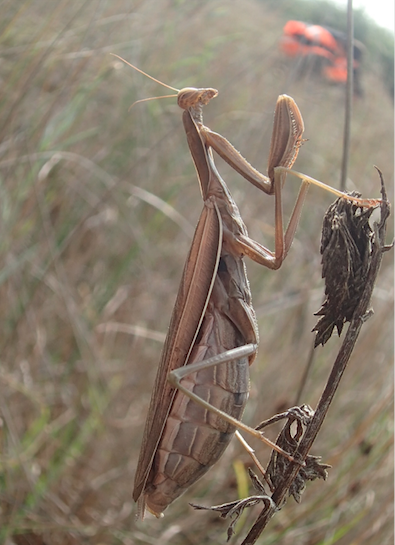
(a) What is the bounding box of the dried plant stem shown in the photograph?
[242,176,390,545]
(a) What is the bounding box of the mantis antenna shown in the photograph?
[110,53,179,109]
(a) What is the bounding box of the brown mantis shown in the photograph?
[113,56,381,519]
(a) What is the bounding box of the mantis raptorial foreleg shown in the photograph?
[197,125,380,271]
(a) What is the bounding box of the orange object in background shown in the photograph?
[323,57,348,83]
[280,20,364,94]
[281,20,308,56]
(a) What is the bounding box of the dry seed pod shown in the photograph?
[313,192,376,347]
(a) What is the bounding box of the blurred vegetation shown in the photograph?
[0,1,393,545]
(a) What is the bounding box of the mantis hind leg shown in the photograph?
[168,344,297,462]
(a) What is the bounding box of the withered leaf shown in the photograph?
[191,494,275,542]
[265,406,330,503]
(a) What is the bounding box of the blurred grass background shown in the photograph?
[0,1,393,544]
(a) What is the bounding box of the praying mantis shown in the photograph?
[113,56,380,519]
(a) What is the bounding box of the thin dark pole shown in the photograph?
[340,0,354,191]
[297,1,355,404]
